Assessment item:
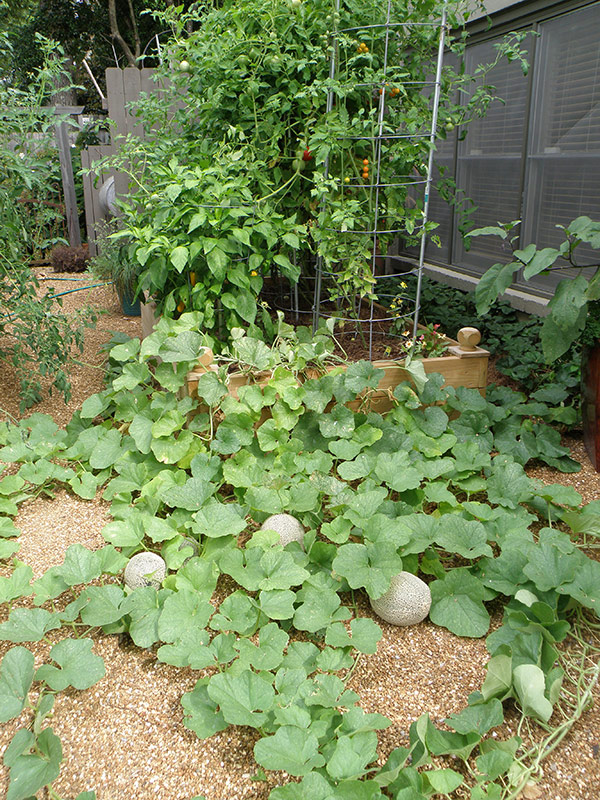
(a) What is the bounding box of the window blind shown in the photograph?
[452,39,531,273]
[520,3,600,292]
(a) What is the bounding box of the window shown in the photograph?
[520,3,600,290]
[409,1,600,296]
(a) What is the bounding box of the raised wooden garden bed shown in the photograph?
[185,327,489,414]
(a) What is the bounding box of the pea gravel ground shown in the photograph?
[0,273,599,800]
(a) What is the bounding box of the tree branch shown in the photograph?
[126,0,142,61]
[108,0,137,68]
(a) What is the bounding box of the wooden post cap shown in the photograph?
[198,347,214,367]
[457,327,481,351]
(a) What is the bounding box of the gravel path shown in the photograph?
[0,274,599,800]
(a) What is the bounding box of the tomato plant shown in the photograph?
[107,0,528,345]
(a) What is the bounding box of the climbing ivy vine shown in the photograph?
[0,313,599,800]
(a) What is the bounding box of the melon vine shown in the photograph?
[0,316,598,800]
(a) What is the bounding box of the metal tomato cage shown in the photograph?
[298,0,449,360]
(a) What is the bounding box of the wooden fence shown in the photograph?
[80,67,156,255]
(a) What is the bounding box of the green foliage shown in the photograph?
[378,273,581,419]
[103,0,528,342]
[0,316,597,798]
[0,34,97,410]
[471,216,600,363]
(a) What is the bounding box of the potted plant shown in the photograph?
[89,220,141,316]
[470,215,600,466]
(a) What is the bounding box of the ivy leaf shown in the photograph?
[254,726,325,776]
[35,638,105,691]
[0,609,61,643]
[5,727,62,800]
[208,669,275,728]
[429,569,490,637]
[512,663,553,722]
[0,647,35,723]
[181,680,227,739]
[434,518,493,560]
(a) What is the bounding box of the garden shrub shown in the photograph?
[0,34,96,410]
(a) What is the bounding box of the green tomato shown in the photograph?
[179,60,191,73]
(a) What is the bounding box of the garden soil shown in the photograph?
[0,272,599,800]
